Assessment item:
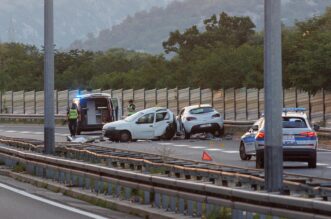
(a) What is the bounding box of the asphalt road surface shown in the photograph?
[0,174,140,219]
[1,124,331,179]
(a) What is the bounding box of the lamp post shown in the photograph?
[264,0,283,192]
[44,0,55,154]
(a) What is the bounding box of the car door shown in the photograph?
[154,111,171,137]
[177,108,185,133]
[133,113,155,139]
[244,119,262,153]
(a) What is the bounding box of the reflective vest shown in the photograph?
[68,109,78,119]
[127,104,136,116]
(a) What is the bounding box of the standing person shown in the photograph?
[67,101,79,137]
[127,99,136,116]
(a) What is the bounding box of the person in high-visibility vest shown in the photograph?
[67,102,79,137]
[127,99,136,116]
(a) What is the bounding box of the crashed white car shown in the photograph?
[177,104,224,139]
[102,107,177,142]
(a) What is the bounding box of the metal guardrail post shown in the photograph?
[11,91,14,114]
[234,88,237,120]
[0,91,2,114]
[323,89,326,125]
[23,91,25,114]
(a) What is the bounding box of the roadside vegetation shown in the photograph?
[0,9,330,94]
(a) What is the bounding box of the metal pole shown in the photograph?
[44,0,55,154]
[264,0,283,192]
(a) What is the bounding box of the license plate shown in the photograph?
[200,124,212,128]
[283,135,295,143]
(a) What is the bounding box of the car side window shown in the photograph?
[156,112,168,122]
[137,113,155,124]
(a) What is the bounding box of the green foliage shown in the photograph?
[1,10,331,93]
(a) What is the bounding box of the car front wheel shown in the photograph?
[119,131,131,142]
[256,150,264,169]
[239,142,252,161]
[184,130,190,139]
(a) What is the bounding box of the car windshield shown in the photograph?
[124,112,144,122]
[190,107,214,114]
[282,117,307,128]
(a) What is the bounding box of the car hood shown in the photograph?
[103,120,130,130]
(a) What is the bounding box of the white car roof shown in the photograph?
[183,104,212,111]
[77,93,111,99]
[139,107,168,114]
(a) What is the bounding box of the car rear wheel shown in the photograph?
[213,127,223,138]
[308,151,317,168]
[161,123,176,140]
[119,131,131,142]
[239,142,252,161]
[256,150,264,169]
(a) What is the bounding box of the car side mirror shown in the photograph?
[313,124,320,131]
[251,125,259,132]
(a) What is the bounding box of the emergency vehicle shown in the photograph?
[239,108,319,168]
[73,93,121,134]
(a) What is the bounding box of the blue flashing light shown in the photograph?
[283,107,306,113]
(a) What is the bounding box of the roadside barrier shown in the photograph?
[0,138,331,218]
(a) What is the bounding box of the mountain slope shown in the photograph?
[0,0,174,48]
[69,0,331,54]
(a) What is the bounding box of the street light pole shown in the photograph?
[264,0,283,192]
[44,0,55,154]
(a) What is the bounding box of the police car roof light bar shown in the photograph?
[283,107,306,115]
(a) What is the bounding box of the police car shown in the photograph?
[240,108,319,169]
[102,107,177,142]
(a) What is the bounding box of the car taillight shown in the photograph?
[300,132,317,137]
[186,116,197,121]
[256,132,265,140]
[212,114,220,118]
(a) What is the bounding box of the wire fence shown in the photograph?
[0,88,330,127]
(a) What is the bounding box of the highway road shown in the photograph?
[0,174,140,219]
[1,124,331,178]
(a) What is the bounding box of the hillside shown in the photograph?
[0,0,174,48]
[70,0,331,54]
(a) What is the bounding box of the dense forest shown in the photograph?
[1,9,331,93]
[70,0,331,54]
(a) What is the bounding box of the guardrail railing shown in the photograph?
[1,88,330,126]
[0,143,330,219]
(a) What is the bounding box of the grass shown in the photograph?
[13,162,26,173]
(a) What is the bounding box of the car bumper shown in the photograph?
[256,148,316,161]
[189,123,222,134]
[103,128,121,139]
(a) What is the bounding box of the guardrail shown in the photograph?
[0,143,330,219]
[1,88,331,126]
[1,114,330,137]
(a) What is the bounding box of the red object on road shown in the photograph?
[201,151,213,161]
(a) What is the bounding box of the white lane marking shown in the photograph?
[205,148,223,151]
[157,143,174,145]
[189,146,206,149]
[318,149,331,153]
[173,144,190,147]
[222,150,239,154]
[317,163,329,166]
[0,129,68,137]
[0,183,108,219]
